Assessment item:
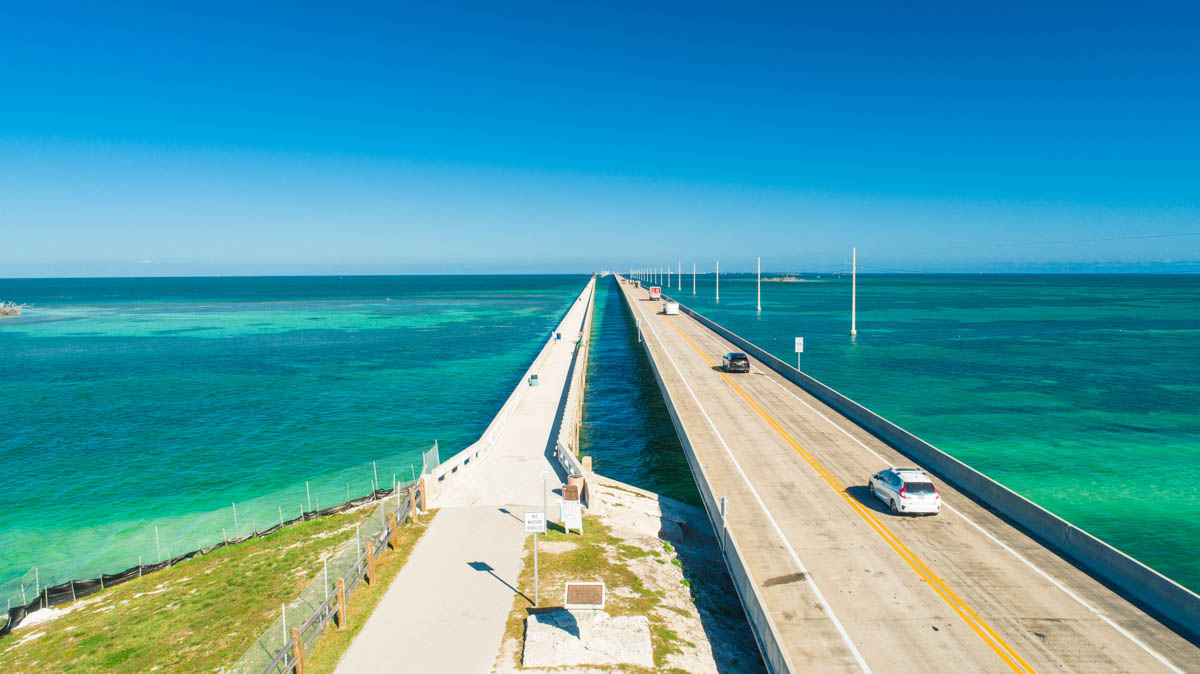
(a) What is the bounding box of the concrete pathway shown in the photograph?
[335,279,594,674]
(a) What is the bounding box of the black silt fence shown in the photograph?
[0,484,408,637]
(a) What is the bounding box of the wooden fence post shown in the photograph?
[407,487,418,522]
[291,627,304,673]
[366,543,376,585]
[337,579,347,630]
[388,512,400,551]
[418,476,428,512]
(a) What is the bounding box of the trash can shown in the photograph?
[529,374,539,387]
[556,332,561,341]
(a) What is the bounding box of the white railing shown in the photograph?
[430,278,596,496]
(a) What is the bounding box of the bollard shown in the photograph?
[291,627,305,674]
[388,512,400,551]
[366,544,376,585]
[337,579,347,630]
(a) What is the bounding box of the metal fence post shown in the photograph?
[281,602,288,667]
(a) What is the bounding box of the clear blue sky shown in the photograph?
[2,1,1198,276]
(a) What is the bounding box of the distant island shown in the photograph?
[0,301,23,317]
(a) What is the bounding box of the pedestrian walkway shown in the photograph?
[335,278,594,674]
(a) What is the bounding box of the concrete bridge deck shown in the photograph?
[336,277,595,674]
[618,276,1198,673]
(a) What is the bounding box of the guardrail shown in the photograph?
[660,287,1200,642]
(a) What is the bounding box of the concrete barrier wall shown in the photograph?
[619,281,796,674]
[667,293,1200,640]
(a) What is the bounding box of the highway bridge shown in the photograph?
[617,275,1199,673]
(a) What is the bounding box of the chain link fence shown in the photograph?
[229,482,422,673]
[0,466,426,637]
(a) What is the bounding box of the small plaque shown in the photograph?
[562,483,580,501]
[565,582,605,610]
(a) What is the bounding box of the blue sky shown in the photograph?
[2,1,1198,275]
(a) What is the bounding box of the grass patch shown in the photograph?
[499,516,692,672]
[303,509,437,673]
[0,505,432,673]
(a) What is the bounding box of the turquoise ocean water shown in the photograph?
[609,272,1199,593]
[0,275,585,601]
[3,273,1197,605]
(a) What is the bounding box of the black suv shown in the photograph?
[722,352,750,373]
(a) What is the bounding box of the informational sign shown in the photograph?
[524,511,546,534]
[564,582,606,610]
[560,499,583,533]
[795,337,804,353]
[541,468,550,480]
[562,483,580,501]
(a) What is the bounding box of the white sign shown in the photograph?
[795,337,804,353]
[524,511,546,534]
[540,468,550,480]
[560,499,583,533]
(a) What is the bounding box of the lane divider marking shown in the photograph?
[660,312,1034,674]
[737,349,1186,674]
[630,289,872,673]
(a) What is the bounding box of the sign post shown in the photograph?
[525,512,547,606]
[795,337,804,369]
[541,468,549,520]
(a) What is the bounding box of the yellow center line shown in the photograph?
[652,306,1035,674]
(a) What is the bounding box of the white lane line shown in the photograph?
[742,358,1185,674]
[632,293,872,674]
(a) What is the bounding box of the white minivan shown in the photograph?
[868,467,941,515]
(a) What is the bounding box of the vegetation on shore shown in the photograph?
[498,517,694,674]
[0,505,434,672]
[0,301,21,316]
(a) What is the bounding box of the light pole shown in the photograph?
[851,248,858,337]
[692,263,696,294]
[716,260,720,302]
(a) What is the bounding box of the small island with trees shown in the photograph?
[0,301,23,317]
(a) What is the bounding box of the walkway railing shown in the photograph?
[552,278,597,493]
[432,277,597,497]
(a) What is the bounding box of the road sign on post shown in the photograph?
[795,337,804,370]
[525,511,547,606]
[524,512,546,534]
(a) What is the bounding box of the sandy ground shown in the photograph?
[495,476,766,673]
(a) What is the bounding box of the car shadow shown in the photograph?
[845,485,893,515]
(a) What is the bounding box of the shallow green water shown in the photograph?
[0,275,585,600]
[627,272,1199,592]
